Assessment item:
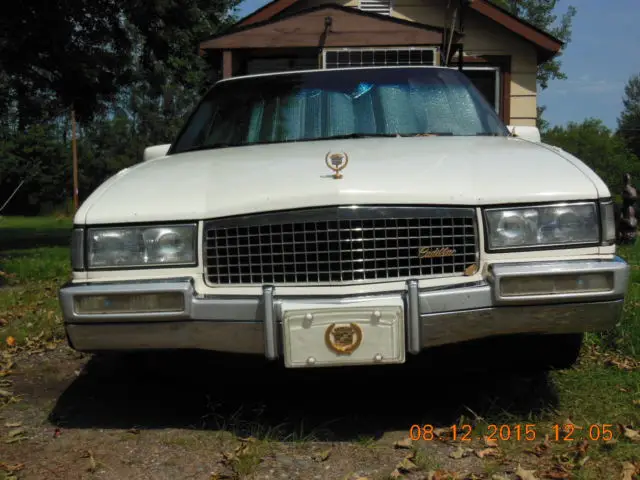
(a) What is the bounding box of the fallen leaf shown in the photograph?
[0,462,25,473]
[312,448,331,462]
[432,470,461,480]
[433,427,451,438]
[491,475,510,480]
[4,421,22,428]
[633,399,640,406]
[607,358,638,371]
[393,437,412,449]
[542,465,572,479]
[526,435,551,457]
[573,439,589,458]
[449,446,472,459]
[395,456,418,473]
[620,424,640,442]
[475,447,500,458]
[8,427,26,438]
[5,436,27,444]
[620,462,637,480]
[5,337,15,347]
[515,464,539,480]
[483,435,498,447]
[127,427,140,435]
[0,388,12,397]
[86,450,97,472]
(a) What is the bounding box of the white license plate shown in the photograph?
[281,297,405,368]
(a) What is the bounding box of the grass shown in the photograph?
[0,216,72,346]
[0,216,639,478]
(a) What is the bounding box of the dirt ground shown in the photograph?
[0,343,579,480]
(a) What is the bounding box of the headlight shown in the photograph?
[484,202,599,250]
[86,224,197,269]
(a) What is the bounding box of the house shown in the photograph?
[199,0,563,127]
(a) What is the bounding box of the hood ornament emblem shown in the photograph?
[325,152,348,179]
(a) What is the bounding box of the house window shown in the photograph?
[449,66,500,113]
[358,0,392,15]
[323,48,436,69]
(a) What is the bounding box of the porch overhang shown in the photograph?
[199,4,452,51]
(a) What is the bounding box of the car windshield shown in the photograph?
[169,67,509,154]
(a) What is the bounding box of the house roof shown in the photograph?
[221,0,563,64]
[200,3,452,50]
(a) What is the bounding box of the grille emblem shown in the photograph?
[325,323,362,354]
[419,247,456,259]
[325,152,349,179]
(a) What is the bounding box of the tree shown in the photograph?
[542,118,640,195]
[491,0,577,91]
[0,0,134,126]
[617,73,640,159]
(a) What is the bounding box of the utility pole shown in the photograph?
[71,106,79,211]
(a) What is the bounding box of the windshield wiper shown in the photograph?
[408,132,454,137]
[305,133,402,141]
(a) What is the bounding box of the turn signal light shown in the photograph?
[500,273,614,297]
[74,292,184,314]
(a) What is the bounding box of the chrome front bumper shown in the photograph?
[59,258,631,357]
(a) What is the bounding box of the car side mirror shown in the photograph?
[143,144,171,162]
[506,125,541,143]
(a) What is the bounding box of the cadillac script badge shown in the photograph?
[325,322,362,354]
[419,247,456,259]
[325,152,349,179]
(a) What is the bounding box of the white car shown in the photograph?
[58,66,630,370]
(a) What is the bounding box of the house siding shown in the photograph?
[286,0,539,126]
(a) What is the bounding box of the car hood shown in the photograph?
[77,136,609,224]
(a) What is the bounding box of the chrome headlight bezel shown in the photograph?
[72,223,198,271]
[482,201,606,252]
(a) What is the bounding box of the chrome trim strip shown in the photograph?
[420,300,624,348]
[203,205,477,228]
[71,228,85,271]
[406,280,420,354]
[489,259,629,305]
[66,322,264,353]
[419,282,492,313]
[263,285,277,360]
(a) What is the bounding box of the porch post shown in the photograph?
[222,50,233,78]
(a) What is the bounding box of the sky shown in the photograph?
[232,0,640,131]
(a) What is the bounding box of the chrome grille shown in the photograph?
[204,206,478,285]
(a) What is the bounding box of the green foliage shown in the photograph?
[617,73,640,159]
[0,124,72,215]
[0,0,134,125]
[490,0,577,90]
[542,118,640,195]
[0,0,240,214]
